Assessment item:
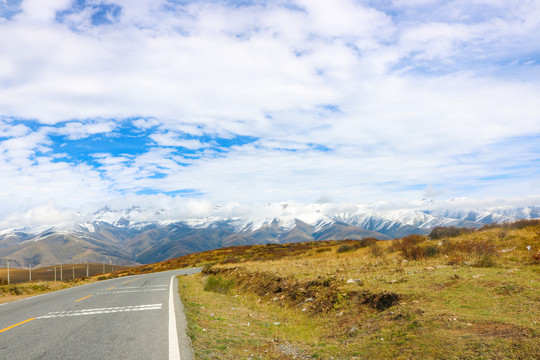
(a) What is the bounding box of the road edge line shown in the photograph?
[169,275,181,360]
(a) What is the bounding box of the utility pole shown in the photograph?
[60,263,63,281]
[86,263,89,277]
[29,264,32,282]
[54,266,57,281]
[72,266,75,280]
[7,258,10,285]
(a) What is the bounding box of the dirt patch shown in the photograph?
[467,322,533,338]
[202,267,400,314]
[0,294,34,304]
[349,290,401,311]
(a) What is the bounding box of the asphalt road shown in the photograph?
[0,268,202,360]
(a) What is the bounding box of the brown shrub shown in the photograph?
[429,226,474,239]
[391,235,429,260]
[220,257,241,264]
[353,238,378,248]
[337,244,356,253]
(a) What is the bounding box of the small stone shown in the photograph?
[425,266,436,271]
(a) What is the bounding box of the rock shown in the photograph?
[425,266,436,271]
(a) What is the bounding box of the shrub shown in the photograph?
[353,238,378,248]
[423,244,439,258]
[337,244,356,253]
[474,254,497,267]
[370,243,384,257]
[220,257,241,264]
[391,235,428,260]
[204,275,235,294]
[429,226,474,239]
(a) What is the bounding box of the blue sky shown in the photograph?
[0,0,540,228]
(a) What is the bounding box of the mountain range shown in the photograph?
[1,203,538,268]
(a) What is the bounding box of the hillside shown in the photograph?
[169,221,540,359]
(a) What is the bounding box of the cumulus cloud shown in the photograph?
[0,0,539,225]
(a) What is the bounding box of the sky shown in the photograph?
[1,0,540,228]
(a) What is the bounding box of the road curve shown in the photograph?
[0,268,202,360]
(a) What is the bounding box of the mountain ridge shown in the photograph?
[1,204,538,268]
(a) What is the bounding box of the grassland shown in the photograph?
[177,222,540,359]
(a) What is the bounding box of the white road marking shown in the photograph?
[97,289,167,294]
[37,304,162,319]
[117,285,168,289]
[169,275,181,360]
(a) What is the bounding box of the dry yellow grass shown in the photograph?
[179,223,540,359]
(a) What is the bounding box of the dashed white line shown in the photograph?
[98,289,167,294]
[116,285,168,289]
[37,304,163,319]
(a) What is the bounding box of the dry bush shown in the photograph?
[441,239,498,267]
[353,238,378,248]
[429,226,475,239]
[370,243,385,257]
[337,244,356,253]
[390,235,429,260]
[220,257,241,264]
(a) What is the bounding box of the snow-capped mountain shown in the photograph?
[0,203,538,268]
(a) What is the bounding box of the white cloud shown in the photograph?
[0,0,539,224]
[149,132,207,149]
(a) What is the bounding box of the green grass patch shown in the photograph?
[203,275,235,294]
